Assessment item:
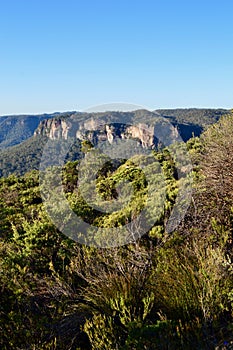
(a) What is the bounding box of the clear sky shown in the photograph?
[0,0,233,115]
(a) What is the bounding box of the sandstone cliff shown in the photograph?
[34,110,182,148]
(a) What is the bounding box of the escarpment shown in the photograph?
[34,110,182,148]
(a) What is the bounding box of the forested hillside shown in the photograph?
[157,108,228,126]
[0,112,232,349]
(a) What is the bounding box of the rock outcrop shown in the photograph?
[34,111,182,148]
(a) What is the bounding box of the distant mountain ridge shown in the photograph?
[0,108,228,150]
[34,108,229,143]
[0,108,230,177]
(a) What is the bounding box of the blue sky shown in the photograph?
[0,0,233,115]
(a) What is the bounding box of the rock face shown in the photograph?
[34,118,159,148]
[34,118,75,140]
[34,111,181,148]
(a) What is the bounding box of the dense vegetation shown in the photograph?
[0,112,233,349]
[0,136,82,177]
